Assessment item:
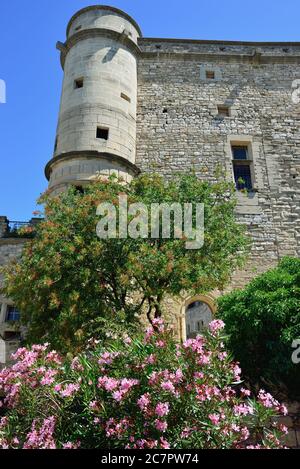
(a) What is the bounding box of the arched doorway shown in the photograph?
[180,295,216,340]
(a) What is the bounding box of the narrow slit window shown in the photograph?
[74,78,84,89]
[121,92,131,103]
[232,145,253,190]
[54,136,58,152]
[96,127,109,140]
[217,105,230,117]
[206,70,215,80]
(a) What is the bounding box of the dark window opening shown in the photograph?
[206,70,215,80]
[217,105,230,117]
[232,145,253,190]
[163,108,168,113]
[232,146,248,160]
[6,306,20,322]
[96,127,109,140]
[74,78,84,89]
[54,136,58,152]
[4,331,21,341]
[121,92,131,103]
[233,164,253,190]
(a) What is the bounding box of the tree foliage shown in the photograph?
[2,173,248,352]
[217,257,300,399]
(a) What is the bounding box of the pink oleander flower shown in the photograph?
[218,352,228,361]
[174,369,183,382]
[23,416,56,449]
[233,364,242,380]
[60,383,80,398]
[89,400,100,411]
[98,352,120,367]
[279,424,288,435]
[146,354,156,365]
[40,369,58,386]
[241,388,251,397]
[209,413,220,425]
[241,427,250,441]
[279,404,288,416]
[257,389,279,409]
[120,378,139,391]
[180,426,196,439]
[155,340,166,348]
[155,420,168,432]
[71,357,84,372]
[98,377,119,391]
[233,404,254,416]
[112,390,126,402]
[45,351,62,365]
[159,437,170,449]
[155,402,170,417]
[161,380,176,394]
[208,319,225,334]
[63,441,81,449]
[194,371,204,380]
[137,393,151,411]
[152,318,165,332]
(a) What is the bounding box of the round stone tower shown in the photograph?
[45,5,142,194]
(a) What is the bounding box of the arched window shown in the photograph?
[185,299,213,339]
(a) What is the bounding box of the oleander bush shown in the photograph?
[0,319,288,449]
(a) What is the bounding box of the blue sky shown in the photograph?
[0,0,299,220]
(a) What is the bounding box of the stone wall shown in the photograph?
[136,39,300,289]
[0,239,27,365]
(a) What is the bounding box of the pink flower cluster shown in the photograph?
[0,319,289,450]
[98,351,120,367]
[0,344,62,408]
[98,376,139,402]
[56,383,80,398]
[23,416,57,449]
[208,319,225,335]
[258,390,288,415]
[105,418,131,439]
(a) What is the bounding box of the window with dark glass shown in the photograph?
[232,145,253,190]
[96,127,109,140]
[6,306,20,322]
[74,78,84,89]
[217,105,230,117]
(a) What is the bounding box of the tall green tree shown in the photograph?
[2,173,248,352]
[217,257,300,399]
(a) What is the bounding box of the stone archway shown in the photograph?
[180,294,216,341]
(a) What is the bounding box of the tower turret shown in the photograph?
[45,5,142,193]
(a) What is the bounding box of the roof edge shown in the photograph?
[67,5,143,38]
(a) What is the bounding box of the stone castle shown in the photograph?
[1,5,300,364]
